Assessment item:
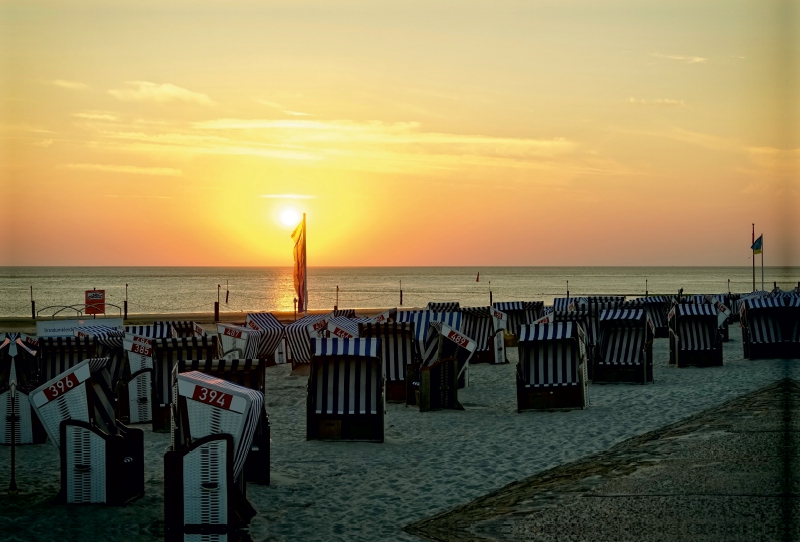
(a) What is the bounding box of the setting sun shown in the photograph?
[280,208,301,228]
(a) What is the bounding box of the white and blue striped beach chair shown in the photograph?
[358,322,419,403]
[669,304,722,367]
[414,322,476,411]
[594,309,654,383]
[492,301,544,338]
[461,306,508,364]
[0,333,47,445]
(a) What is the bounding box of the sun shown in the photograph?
[279,208,301,227]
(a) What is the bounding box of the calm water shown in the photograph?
[1,267,798,317]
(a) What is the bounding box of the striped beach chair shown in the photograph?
[0,333,47,445]
[170,321,207,338]
[358,322,419,403]
[165,371,262,539]
[669,304,722,367]
[284,314,330,372]
[150,336,219,431]
[123,322,174,338]
[427,301,461,312]
[74,325,127,388]
[245,312,286,364]
[516,322,589,411]
[627,296,671,338]
[461,306,508,364]
[29,358,145,505]
[492,301,544,339]
[37,336,96,383]
[413,322,476,411]
[741,296,800,359]
[306,338,384,442]
[594,309,654,383]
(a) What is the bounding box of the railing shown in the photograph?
[36,303,124,320]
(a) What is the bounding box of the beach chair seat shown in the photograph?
[358,322,419,403]
[669,304,722,367]
[29,358,144,505]
[594,309,654,383]
[165,371,262,539]
[1,334,47,445]
[516,322,589,411]
[306,338,384,441]
[461,306,508,364]
[414,322,476,411]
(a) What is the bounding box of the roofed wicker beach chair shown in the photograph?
[594,308,654,383]
[516,322,589,411]
[427,301,461,312]
[284,314,332,374]
[682,294,732,342]
[740,296,800,359]
[306,338,384,442]
[150,336,220,431]
[358,322,419,403]
[492,301,544,341]
[170,321,207,338]
[29,358,144,505]
[627,296,672,338]
[73,325,127,389]
[123,322,174,338]
[0,333,47,445]
[165,371,262,540]
[412,322,476,411]
[37,335,97,383]
[245,312,286,365]
[668,304,722,367]
[584,296,624,366]
[461,306,508,364]
[117,324,174,425]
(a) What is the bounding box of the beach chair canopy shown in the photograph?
[72,325,127,386]
[553,298,579,311]
[492,301,544,335]
[742,297,800,344]
[284,314,329,364]
[396,310,463,342]
[170,321,207,338]
[330,309,357,318]
[517,322,585,387]
[123,322,174,338]
[358,322,419,382]
[461,306,507,352]
[597,309,653,365]
[310,338,382,415]
[426,302,460,312]
[365,308,397,324]
[326,316,360,339]
[244,312,285,351]
[420,322,476,366]
[670,303,720,351]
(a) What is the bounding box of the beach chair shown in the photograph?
[594,309,654,383]
[358,322,419,403]
[284,314,330,374]
[492,301,544,341]
[150,336,220,431]
[413,322,476,411]
[461,306,508,364]
[628,296,671,338]
[244,312,286,365]
[117,324,175,425]
[585,297,624,364]
[326,316,360,339]
[164,371,262,540]
[0,334,47,445]
[427,302,461,312]
[396,310,463,374]
[37,336,96,383]
[175,358,270,485]
[170,321,207,338]
[740,296,800,359]
[668,304,722,367]
[29,358,145,504]
[74,325,127,389]
[123,322,174,338]
[516,323,589,411]
[306,338,384,442]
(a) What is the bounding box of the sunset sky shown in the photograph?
[1,0,798,266]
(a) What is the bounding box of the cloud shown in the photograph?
[109,81,215,105]
[256,99,312,117]
[283,110,313,116]
[33,139,54,147]
[261,194,316,199]
[629,98,685,106]
[652,53,707,64]
[52,80,89,90]
[62,163,183,176]
[74,111,118,121]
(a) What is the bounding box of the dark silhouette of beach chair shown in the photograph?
[358,322,419,403]
[594,309,654,383]
[741,296,800,359]
[493,301,544,341]
[461,306,508,364]
[1,333,46,445]
[413,322,476,411]
[669,304,722,367]
[516,322,589,411]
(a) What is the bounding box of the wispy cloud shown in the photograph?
[62,163,183,176]
[74,111,118,121]
[629,98,685,107]
[109,81,215,105]
[652,53,707,64]
[261,194,316,199]
[33,139,54,147]
[256,99,313,117]
[283,110,313,116]
[52,80,89,90]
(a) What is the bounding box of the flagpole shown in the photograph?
[752,224,755,292]
[761,236,764,292]
[303,213,307,315]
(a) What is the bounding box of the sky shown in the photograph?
[1,0,798,267]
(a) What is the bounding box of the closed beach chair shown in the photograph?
[150,336,220,431]
[123,322,174,338]
[594,309,654,383]
[628,296,671,338]
[0,333,47,445]
[306,338,384,442]
[117,324,174,424]
[741,296,800,359]
[326,316,360,339]
[165,371,263,540]
[244,312,286,365]
[217,323,265,360]
[38,336,96,383]
[414,322,476,411]
[29,358,145,505]
[358,322,419,403]
[170,321,207,338]
[585,297,624,366]
[461,306,508,364]
[284,314,331,373]
[74,325,127,389]
[668,304,722,367]
[492,301,544,340]
[516,322,589,411]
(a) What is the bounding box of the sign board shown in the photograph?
[85,290,106,315]
[36,318,124,338]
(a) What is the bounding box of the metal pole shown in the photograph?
[761,244,764,292]
[489,281,492,305]
[566,280,569,299]
[752,224,755,292]
[124,284,128,319]
[215,284,220,321]
[335,286,338,310]
[8,379,18,494]
[30,286,35,320]
[645,279,648,296]
[399,280,403,306]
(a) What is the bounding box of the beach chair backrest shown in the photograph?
[310,338,382,415]
[492,301,543,336]
[518,323,581,386]
[674,304,719,351]
[170,321,207,338]
[38,336,96,383]
[151,336,219,407]
[123,322,173,338]
[176,358,265,393]
[74,326,126,388]
[358,322,418,382]
[743,298,785,344]
[460,307,495,352]
[244,312,285,357]
[284,314,328,364]
[421,322,476,366]
[30,359,93,449]
[426,302,460,313]
[217,323,263,360]
[598,309,650,365]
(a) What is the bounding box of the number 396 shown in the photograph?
[49,378,74,397]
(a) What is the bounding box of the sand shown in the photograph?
[0,326,795,541]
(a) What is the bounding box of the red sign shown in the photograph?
[85,290,106,315]
[194,324,205,336]
[223,328,243,339]
[191,385,233,410]
[333,327,354,339]
[312,320,327,331]
[447,329,470,348]
[43,372,79,402]
[247,320,260,330]
[130,342,152,357]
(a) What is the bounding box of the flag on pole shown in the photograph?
[292,214,307,313]
[751,234,763,254]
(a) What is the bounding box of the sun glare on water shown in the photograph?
[280,208,301,227]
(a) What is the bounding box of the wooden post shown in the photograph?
[124,283,128,319]
[566,280,569,299]
[335,285,339,310]
[294,298,297,321]
[215,284,220,321]
[752,224,755,292]
[645,279,648,296]
[400,280,403,306]
[8,381,18,494]
[30,286,35,320]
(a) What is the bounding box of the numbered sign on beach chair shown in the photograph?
[594,309,654,383]
[461,307,508,364]
[1,334,47,445]
[150,336,219,432]
[358,322,419,403]
[414,323,476,412]
[516,323,589,411]
[669,304,722,367]
[217,323,262,360]
[165,371,263,539]
[306,338,384,442]
[118,334,155,424]
[741,297,800,359]
[175,358,269,485]
[29,358,145,505]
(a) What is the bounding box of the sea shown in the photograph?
[1,266,798,318]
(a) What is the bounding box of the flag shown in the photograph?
[751,234,763,255]
[292,214,307,312]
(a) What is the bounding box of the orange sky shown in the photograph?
[1,0,798,266]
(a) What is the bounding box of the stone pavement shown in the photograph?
[406,379,799,542]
